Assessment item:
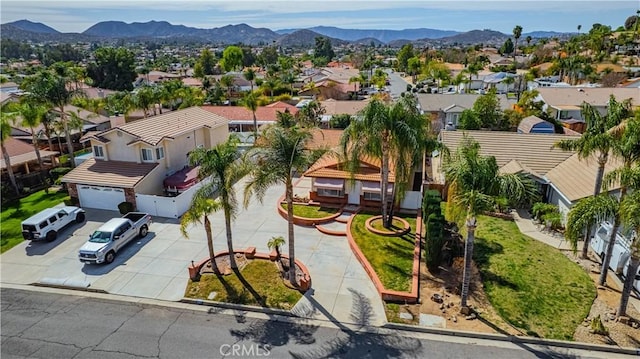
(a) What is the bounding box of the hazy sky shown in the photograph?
[1,1,637,34]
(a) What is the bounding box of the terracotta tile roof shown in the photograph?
[61,158,158,188]
[0,137,58,169]
[182,77,203,87]
[307,129,343,150]
[304,153,395,182]
[320,99,369,115]
[439,130,577,176]
[537,88,640,108]
[201,102,298,122]
[545,153,624,202]
[101,107,228,146]
[52,105,110,125]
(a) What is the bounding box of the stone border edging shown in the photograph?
[277,202,343,226]
[314,224,347,236]
[384,322,640,356]
[180,297,297,317]
[365,215,411,236]
[346,213,422,303]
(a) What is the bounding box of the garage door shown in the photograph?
[77,185,126,211]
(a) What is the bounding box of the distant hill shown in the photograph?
[0,24,95,43]
[276,29,348,48]
[277,26,459,42]
[524,31,575,39]
[431,29,509,46]
[351,37,385,47]
[4,19,59,34]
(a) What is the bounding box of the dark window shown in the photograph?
[49,216,57,223]
[39,221,48,229]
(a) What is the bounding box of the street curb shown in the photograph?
[179,298,297,318]
[31,281,108,294]
[383,323,640,356]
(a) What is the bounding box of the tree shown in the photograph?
[134,86,155,118]
[554,96,632,260]
[443,136,537,310]
[396,44,414,73]
[407,57,422,84]
[618,187,640,317]
[258,46,278,67]
[513,25,523,61]
[241,91,259,141]
[314,37,334,62]
[196,48,216,76]
[4,101,48,169]
[340,96,427,228]
[500,38,514,56]
[220,46,243,72]
[180,193,223,275]
[244,125,318,286]
[188,136,247,270]
[267,236,286,265]
[243,68,256,92]
[87,47,137,91]
[219,74,235,100]
[0,113,20,195]
[296,101,325,128]
[458,109,481,130]
[472,89,503,129]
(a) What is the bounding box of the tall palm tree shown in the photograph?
[513,25,523,62]
[188,136,247,270]
[241,91,259,141]
[443,136,537,311]
[0,114,20,195]
[554,95,631,259]
[4,101,48,168]
[181,193,223,275]
[244,125,318,286]
[340,96,427,227]
[243,68,256,92]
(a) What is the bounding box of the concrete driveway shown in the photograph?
[1,177,387,325]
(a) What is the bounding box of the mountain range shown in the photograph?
[1,19,572,46]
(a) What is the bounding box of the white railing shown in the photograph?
[135,178,211,218]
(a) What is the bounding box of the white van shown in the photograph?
[622,258,640,294]
[590,221,632,274]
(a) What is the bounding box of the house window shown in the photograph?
[156,147,165,160]
[93,145,105,158]
[363,192,381,201]
[141,148,154,162]
[317,188,344,197]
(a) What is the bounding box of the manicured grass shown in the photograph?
[350,213,416,292]
[281,203,340,219]
[473,215,596,340]
[1,189,70,253]
[184,260,302,309]
[370,217,406,232]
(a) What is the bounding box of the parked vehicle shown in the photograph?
[21,206,86,242]
[78,212,152,264]
[590,221,632,274]
[622,258,640,294]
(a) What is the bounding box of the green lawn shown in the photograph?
[350,213,417,292]
[1,189,70,253]
[184,260,302,309]
[281,203,340,219]
[473,215,596,340]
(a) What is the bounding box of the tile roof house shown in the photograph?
[1,136,58,173]
[517,115,556,134]
[416,94,517,131]
[62,107,230,215]
[298,80,359,100]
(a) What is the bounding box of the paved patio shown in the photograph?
[0,176,387,326]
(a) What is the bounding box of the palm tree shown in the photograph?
[0,114,20,195]
[340,96,427,227]
[134,86,155,118]
[243,68,256,92]
[4,101,48,168]
[554,95,632,259]
[188,136,247,270]
[241,91,259,142]
[267,235,286,265]
[443,136,537,311]
[618,187,640,317]
[180,193,223,275]
[244,125,318,286]
[219,75,235,100]
[513,25,523,62]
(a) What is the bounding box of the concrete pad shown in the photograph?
[157,276,190,301]
[157,240,206,261]
[307,253,348,278]
[0,262,48,284]
[89,271,129,291]
[309,273,344,292]
[343,257,370,280]
[419,313,447,328]
[338,278,378,296]
[116,273,173,298]
[117,255,157,273]
[134,239,175,257]
[102,271,137,293]
[139,258,189,277]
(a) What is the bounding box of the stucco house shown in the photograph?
[62,107,229,215]
[416,94,516,131]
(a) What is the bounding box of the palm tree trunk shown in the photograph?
[381,139,390,227]
[599,214,622,286]
[204,215,220,274]
[1,142,20,195]
[618,252,639,317]
[252,111,258,143]
[224,208,237,270]
[583,157,608,259]
[460,216,477,310]
[30,128,43,168]
[60,107,75,168]
[286,177,297,286]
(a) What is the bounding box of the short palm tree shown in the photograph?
[180,192,223,275]
[443,136,538,311]
[4,101,48,168]
[188,135,247,270]
[267,235,286,266]
[340,96,427,227]
[241,91,259,142]
[244,125,318,286]
[554,95,631,259]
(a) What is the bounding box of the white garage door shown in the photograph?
[77,185,126,211]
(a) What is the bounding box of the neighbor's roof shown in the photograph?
[201,102,298,122]
[537,88,640,108]
[51,105,110,125]
[306,129,343,150]
[545,153,624,202]
[439,130,577,177]
[320,99,369,115]
[0,137,58,169]
[93,107,228,146]
[304,153,395,182]
[61,158,158,188]
[517,115,554,133]
[416,94,516,112]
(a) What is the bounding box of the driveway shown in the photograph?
[0,177,387,326]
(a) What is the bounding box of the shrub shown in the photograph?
[118,201,134,214]
[590,315,609,336]
[423,190,446,271]
[50,167,73,180]
[64,197,79,206]
[531,202,559,221]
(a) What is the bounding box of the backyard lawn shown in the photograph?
[473,215,596,340]
[1,189,70,253]
[185,260,302,309]
[282,203,340,219]
[350,212,417,292]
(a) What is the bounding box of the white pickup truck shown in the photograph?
[21,206,86,242]
[78,212,152,264]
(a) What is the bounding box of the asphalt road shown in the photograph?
[1,287,631,359]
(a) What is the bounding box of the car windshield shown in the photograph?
[89,231,112,243]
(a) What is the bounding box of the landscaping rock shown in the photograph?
[207,292,217,300]
[431,293,443,303]
[399,312,413,321]
[632,321,639,329]
[617,316,630,325]
[439,304,445,310]
[452,316,457,323]
[465,313,477,320]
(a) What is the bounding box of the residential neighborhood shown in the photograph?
[1,4,640,358]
